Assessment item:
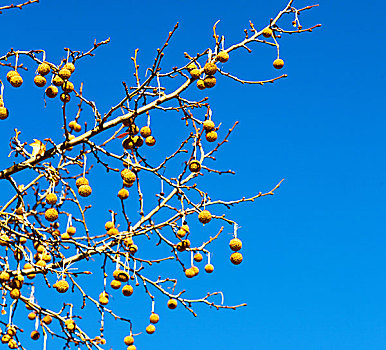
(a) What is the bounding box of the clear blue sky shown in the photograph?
[1,1,386,349]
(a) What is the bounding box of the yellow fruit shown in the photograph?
[203,120,215,131]
[78,184,92,197]
[127,344,137,349]
[194,252,203,262]
[36,259,47,268]
[204,62,217,75]
[230,252,243,265]
[65,319,76,332]
[42,253,51,262]
[73,123,81,132]
[28,312,36,320]
[188,160,201,173]
[63,62,75,73]
[118,188,129,200]
[61,232,70,240]
[190,68,201,79]
[55,279,69,293]
[67,226,76,236]
[273,58,284,69]
[185,268,195,278]
[124,236,134,246]
[58,68,71,80]
[10,74,23,87]
[6,71,18,82]
[186,62,197,71]
[205,264,214,273]
[192,266,199,276]
[45,208,58,222]
[177,229,186,238]
[1,334,10,344]
[76,177,89,188]
[113,269,129,282]
[45,85,58,98]
[176,239,190,252]
[229,238,242,251]
[167,298,177,309]
[60,93,71,103]
[0,107,9,120]
[52,75,64,87]
[34,75,46,87]
[262,28,273,38]
[217,51,229,63]
[129,244,138,255]
[8,339,17,349]
[37,62,51,76]
[146,324,156,334]
[124,335,134,345]
[127,124,139,135]
[24,263,35,279]
[150,313,159,324]
[206,130,218,142]
[110,280,121,289]
[10,288,20,299]
[145,136,156,146]
[121,169,136,184]
[99,294,109,305]
[46,193,58,205]
[107,228,119,236]
[197,79,206,90]
[204,75,216,88]
[140,126,152,138]
[30,330,40,340]
[105,221,114,230]
[122,285,134,297]
[62,81,74,93]
[7,327,16,337]
[198,210,212,224]
[134,135,143,147]
[42,315,52,324]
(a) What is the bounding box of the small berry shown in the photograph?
[10,74,23,88]
[28,312,36,320]
[177,229,186,238]
[146,324,156,334]
[194,252,203,262]
[192,266,199,276]
[118,188,129,200]
[10,288,20,299]
[145,136,156,146]
[262,28,273,38]
[55,279,69,293]
[36,259,47,268]
[63,62,75,73]
[45,208,58,222]
[230,252,243,265]
[206,130,218,142]
[110,280,122,290]
[129,244,138,255]
[204,75,216,88]
[122,285,134,297]
[42,315,52,325]
[229,238,242,251]
[76,177,89,188]
[78,184,92,197]
[185,268,195,278]
[188,160,201,173]
[150,313,159,324]
[167,298,178,309]
[34,75,46,87]
[204,62,217,75]
[203,120,215,131]
[60,93,71,103]
[62,81,74,93]
[65,319,76,332]
[217,51,229,63]
[99,292,109,305]
[46,193,58,205]
[121,169,136,184]
[31,330,40,340]
[190,68,201,79]
[113,269,129,282]
[52,75,64,87]
[205,264,214,273]
[124,336,134,346]
[37,62,51,76]
[273,58,284,69]
[0,107,9,120]
[58,68,71,80]
[107,227,119,236]
[186,62,197,71]
[6,71,18,82]
[196,79,206,90]
[140,126,152,138]
[198,210,212,224]
[105,221,114,230]
[45,85,58,98]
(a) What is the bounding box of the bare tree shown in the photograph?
[0,1,320,349]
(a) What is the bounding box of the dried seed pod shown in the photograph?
[42,315,52,325]
[140,126,152,138]
[105,221,114,230]
[65,319,76,332]
[67,226,76,236]
[45,208,58,222]
[124,336,134,346]
[6,71,18,83]
[60,93,71,103]
[206,130,218,142]
[185,268,195,278]
[205,263,214,273]
[10,288,20,299]
[30,330,40,340]
[45,85,58,98]
[63,62,75,73]
[37,62,51,76]
[167,298,177,309]
[0,107,9,120]
[196,79,206,90]
[118,188,129,200]
[204,75,216,88]
[78,184,92,197]
[189,160,201,173]
[52,75,64,87]
[76,177,89,188]
[217,51,229,63]
[10,74,23,88]
[229,238,242,251]
[186,62,197,71]
[273,58,284,69]
[34,75,46,87]
[55,279,69,293]
[203,120,215,131]
[198,210,212,224]
[121,169,136,184]
[150,313,159,324]
[194,252,203,262]
[46,193,58,205]
[110,280,121,289]
[146,324,156,334]
[230,252,243,265]
[190,68,201,79]
[62,81,74,93]
[122,285,134,297]
[203,62,217,75]
[58,68,71,80]
[145,136,156,146]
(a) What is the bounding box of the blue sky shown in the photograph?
[1,0,386,349]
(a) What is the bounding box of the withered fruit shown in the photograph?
[107,227,119,236]
[34,75,46,87]
[37,62,51,76]
[63,62,75,73]
[76,177,89,188]
[67,226,76,236]
[203,120,215,131]
[188,160,201,173]
[190,68,201,79]
[10,288,20,299]
[30,330,40,340]
[60,93,71,103]
[167,298,178,309]
[122,284,134,296]
[262,27,273,38]
[196,79,206,90]
[45,85,58,98]
[140,126,152,138]
[52,75,64,87]
[192,265,199,276]
[105,221,114,230]
[198,210,212,224]
[62,81,74,93]
[45,208,58,222]
[150,313,159,324]
[118,188,129,200]
[186,62,197,71]
[229,238,242,251]
[78,184,92,197]
[145,135,156,146]
[65,319,76,332]
[28,312,36,320]
[206,130,218,142]
[194,252,203,262]
[230,252,243,265]
[6,71,18,83]
[273,58,284,69]
[113,269,129,282]
[55,279,69,293]
[124,335,134,346]
[58,68,71,80]
[146,324,156,334]
[46,193,58,205]
[203,62,217,75]
[204,75,216,88]
[121,169,136,184]
[42,315,52,325]
[0,107,9,120]
[110,280,121,289]
[185,268,195,278]
[205,263,214,273]
[10,74,23,88]
[217,51,229,63]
